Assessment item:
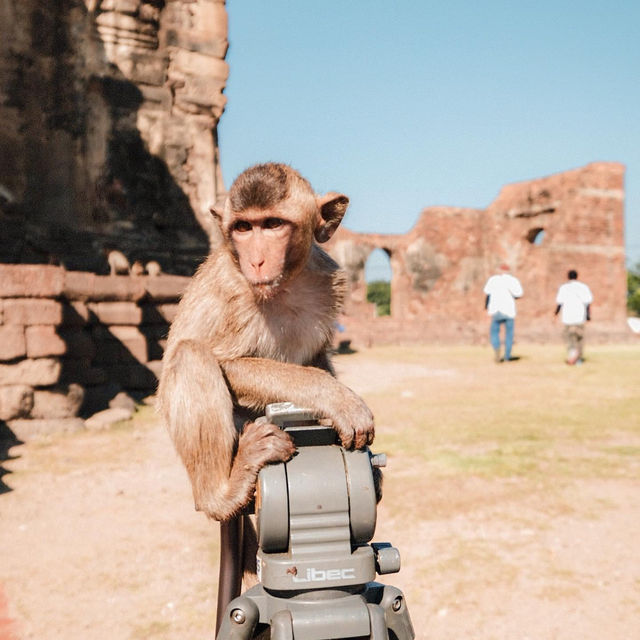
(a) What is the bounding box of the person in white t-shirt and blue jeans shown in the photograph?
[483,263,524,362]
[554,269,593,365]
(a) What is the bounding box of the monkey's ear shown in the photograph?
[315,193,349,243]
[209,205,224,228]
[208,205,226,246]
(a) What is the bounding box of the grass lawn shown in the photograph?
[335,343,640,638]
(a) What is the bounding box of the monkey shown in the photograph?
[157,162,376,534]
[131,260,145,276]
[106,249,130,276]
[145,260,161,277]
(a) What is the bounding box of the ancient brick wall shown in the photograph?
[0,0,228,274]
[327,162,629,345]
[0,264,189,442]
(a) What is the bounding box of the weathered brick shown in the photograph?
[0,325,26,361]
[64,271,146,302]
[60,359,107,386]
[147,338,167,361]
[58,329,96,359]
[94,325,148,363]
[25,325,67,358]
[62,301,91,325]
[31,384,84,419]
[3,299,63,326]
[87,301,142,325]
[0,358,61,386]
[85,406,134,430]
[144,275,189,302]
[93,341,136,364]
[7,418,85,441]
[0,265,65,298]
[104,363,157,389]
[141,303,179,324]
[0,385,34,420]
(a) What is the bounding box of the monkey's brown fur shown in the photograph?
[157,163,375,533]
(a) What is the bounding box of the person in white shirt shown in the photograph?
[483,263,524,362]
[554,270,593,365]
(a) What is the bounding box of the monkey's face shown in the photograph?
[230,206,309,302]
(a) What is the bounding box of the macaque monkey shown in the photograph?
[131,260,145,276]
[145,260,161,277]
[157,163,376,531]
[107,249,130,276]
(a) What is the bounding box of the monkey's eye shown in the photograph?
[263,217,285,230]
[232,220,252,233]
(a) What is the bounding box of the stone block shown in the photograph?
[62,301,91,326]
[57,329,96,359]
[7,418,85,442]
[104,363,157,390]
[146,359,163,379]
[147,338,166,361]
[3,299,64,326]
[31,384,85,419]
[0,358,61,386]
[85,407,133,431]
[60,359,108,386]
[0,385,34,420]
[94,325,148,363]
[0,265,65,298]
[87,301,143,325]
[170,49,228,80]
[144,275,190,301]
[93,341,137,364]
[140,324,170,340]
[64,272,147,302]
[141,303,179,324]
[25,325,67,358]
[0,325,26,361]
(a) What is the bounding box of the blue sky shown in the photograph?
[218,1,639,280]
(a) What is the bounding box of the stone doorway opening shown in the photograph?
[365,248,392,317]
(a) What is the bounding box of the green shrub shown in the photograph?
[367,280,391,316]
[628,262,640,316]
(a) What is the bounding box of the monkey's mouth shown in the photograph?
[251,275,284,301]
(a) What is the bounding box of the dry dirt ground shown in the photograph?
[0,347,638,640]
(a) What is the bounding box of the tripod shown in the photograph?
[216,403,414,639]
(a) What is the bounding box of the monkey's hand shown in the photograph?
[235,420,297,473]
[220,358,375,451]
[326,386,375,450]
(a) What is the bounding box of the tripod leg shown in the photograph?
[379,585,415,640]
[216,516,245,634]
[215,595,259,640]
[270,611,294,640]
[367,604,388,639]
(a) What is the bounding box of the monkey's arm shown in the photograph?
[158,341,295,521]
[221,357,374,449]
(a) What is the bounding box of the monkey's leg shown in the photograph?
[159,340,295,520]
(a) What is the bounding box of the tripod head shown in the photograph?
[255,402,399,592]
[216,402,414,639]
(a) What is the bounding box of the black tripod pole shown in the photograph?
[215,515,244,634]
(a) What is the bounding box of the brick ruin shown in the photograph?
[0,264,188,441]
[0,0,228,274]
[327,162,628,345]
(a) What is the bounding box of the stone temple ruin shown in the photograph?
[327,162,628,345]
[0,0,227,273]
[0,2,630,441]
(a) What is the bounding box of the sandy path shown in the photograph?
[1,349,638,639]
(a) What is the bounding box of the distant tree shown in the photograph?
[367,280,391,316]
[628,262,640,316]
